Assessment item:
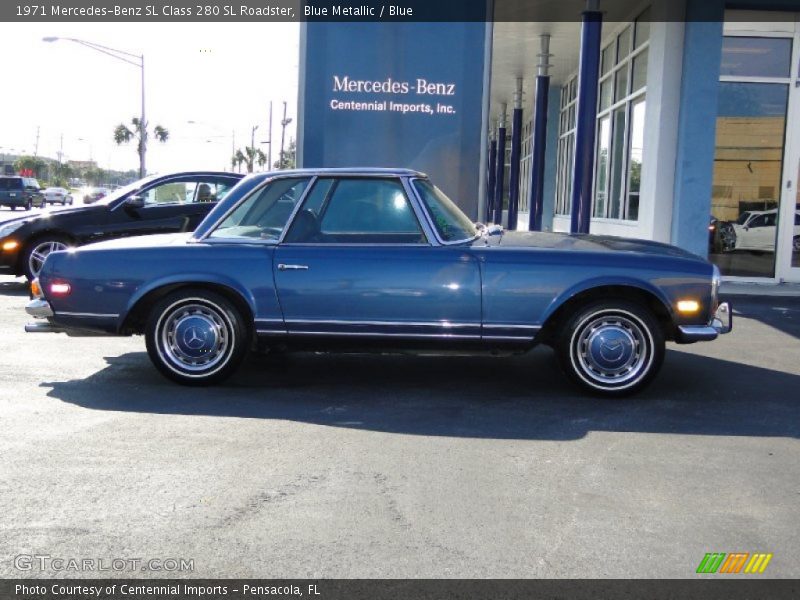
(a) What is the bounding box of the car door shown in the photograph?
[104,176,236,239]
[272,177,482,340]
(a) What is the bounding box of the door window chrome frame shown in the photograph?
[407,177,481,246]
[279,174,435,246]
[197,174,318,243]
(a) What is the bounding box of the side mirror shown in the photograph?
[125,195,145,210]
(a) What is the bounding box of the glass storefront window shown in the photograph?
[635,9,651,48]
[794,163,800,268]
[710,81,789,277]
[720,36,792,78]
[599,78,613,111]
[614,66,629,103]
[608,106,627,219]
[626,99,646,221]
[595,116,611,217]
[632,49,648,92]
[617,26,632,62]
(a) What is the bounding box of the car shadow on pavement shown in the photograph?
[42,347,800,441]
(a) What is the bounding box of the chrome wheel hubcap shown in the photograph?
[159,302,231,373]
[573,312,651,388]
[29,241,67,277]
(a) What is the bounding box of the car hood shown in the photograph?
[78,232,193,252]
[484,230,702,260]
[0,204,103,226]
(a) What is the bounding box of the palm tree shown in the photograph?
[234,149,246,173]
[256,149,267,171]
[244,147,258,173]
[113,117,169,177]
[230,154,238,172]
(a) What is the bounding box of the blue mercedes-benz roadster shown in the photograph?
[24,168,731,396]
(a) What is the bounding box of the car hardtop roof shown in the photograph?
[257,167,427,178]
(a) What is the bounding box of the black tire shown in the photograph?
[145,289,249,386]
[24,200,32,211]
[555,300,665,397]
[22,235,72,281]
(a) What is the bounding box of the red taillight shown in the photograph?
[49,282,71,296]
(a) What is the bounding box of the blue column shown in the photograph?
[541,86,561,232]
[569,9,603,234]
[528,75,550,231]
[486,136,497,223]
[671,0,725,257]
[507,80,524,230]
[493,107,507,225]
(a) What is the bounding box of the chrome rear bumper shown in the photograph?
[25,297,54,319]
[677,302,733,343]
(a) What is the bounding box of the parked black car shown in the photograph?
[0,176,45,210]
[0,171,243,280]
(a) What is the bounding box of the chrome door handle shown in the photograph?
[277,263,309,271]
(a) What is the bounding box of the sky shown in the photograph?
[0,22,299,174]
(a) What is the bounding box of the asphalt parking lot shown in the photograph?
[0,274,798,578]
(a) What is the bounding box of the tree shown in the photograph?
[233,150,246,173]
[13,155,47,179]
[50,162,74,187]
[256,149,267,171]
[113,117,169,177]
[273,138,296,170]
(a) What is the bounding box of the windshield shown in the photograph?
[94,176,158,206]
[412,179,478,242]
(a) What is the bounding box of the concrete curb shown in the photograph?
[720,282,800,297]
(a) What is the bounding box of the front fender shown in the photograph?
[540,275,676,325]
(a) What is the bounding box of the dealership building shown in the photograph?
[298,0,800,282]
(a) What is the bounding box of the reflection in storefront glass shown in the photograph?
[710,82,788,277]
[794,163,800,268]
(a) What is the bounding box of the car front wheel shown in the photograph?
[145,289,249,386]
[556,300,665,397]
[23,237,71,281]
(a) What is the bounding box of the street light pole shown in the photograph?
[43,36,146,177]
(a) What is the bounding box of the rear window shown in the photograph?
[0,178,23,191]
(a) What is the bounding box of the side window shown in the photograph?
[142,181,198,205]
[748,215,768,228]
[208,177,311,241]
[285,178,425,244]
[194,181,235,203]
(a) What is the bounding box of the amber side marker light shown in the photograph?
[30,279,42,298]
[2,240,19,251]
[677,299,701,314]
[49,282,71,296]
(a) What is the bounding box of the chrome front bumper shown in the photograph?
[677,302,733,343]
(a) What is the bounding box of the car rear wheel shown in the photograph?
[24,200,32,211]
[555,300,665,397]
[145,289,249,386]
[23,236,71,281]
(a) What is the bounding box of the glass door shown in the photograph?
[776,16,800,282]
[710,23,795,279]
